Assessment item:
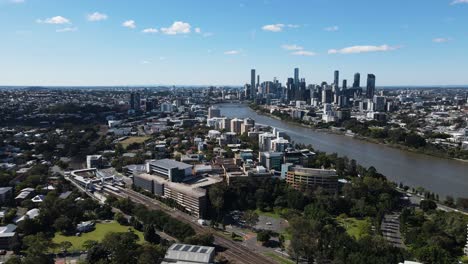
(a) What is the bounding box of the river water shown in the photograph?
[218,103,468,199]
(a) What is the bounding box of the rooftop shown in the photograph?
[164,243,215,264]
[148,159,192,170]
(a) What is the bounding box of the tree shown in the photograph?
[257,231,271,245]
[54,216,74,235]
[242,210,259,229]
[22,233,55,264]
[101,232,140,264]
[184,233,214,246]
[137,244,166,264]
[83,240,98,250]
[420,200,437,212]
[114,212,128,225]
[208,184,225,222]
[59,241,72,263]
[143,224,161,244]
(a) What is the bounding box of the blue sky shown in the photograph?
[0,0,467,86]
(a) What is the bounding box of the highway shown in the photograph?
[110,187,276,264]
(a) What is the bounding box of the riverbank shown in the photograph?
[248,104,468,162]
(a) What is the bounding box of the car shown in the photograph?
[0,250,7,255]
[266,222,272,225]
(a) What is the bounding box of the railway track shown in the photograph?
[112,188,276,264]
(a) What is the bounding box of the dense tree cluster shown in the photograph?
[400,208,468,264]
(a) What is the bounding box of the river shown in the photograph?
[218,103,468,199]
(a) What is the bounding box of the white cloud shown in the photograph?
[262,23,299,32]
[324,25,339,32]
[432,37,451,43]
[224,50,241,55]
[328,45,400,54]
[195,27,201,33]
[87,12,108,22]
[262,24,284,32]
[10,0,25,4]
[291,50,316,56]
[281,44,304,51]
[161,21,191,35]
[451,0,468,5]
[122,20,136,29]
[56,27,77,33]
[142,28,158,33]
[202,32,213,37]
[141,60,151,64]
[37,16,70,25]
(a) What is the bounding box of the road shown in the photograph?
[111,188,276,264]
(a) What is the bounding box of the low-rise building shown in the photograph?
[146,159,193,182]
[162,243,215,264]
[286,166,338,193]
[0,187,13,204]
[0,224,17,249]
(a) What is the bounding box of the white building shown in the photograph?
[162,243,215,264]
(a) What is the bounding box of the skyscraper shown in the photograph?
[353,73,360,88]
[334,70,339,88]
[250,69,256,99]
[366,74,376,99]
[130,92,141,111]
[342,79,347,90]
[294,68,299,86]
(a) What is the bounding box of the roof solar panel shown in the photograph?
[173,244,183,251]
[182,245,191,252]
[191,246,200,252]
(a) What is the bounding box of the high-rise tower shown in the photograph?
[334,70,339,89]
[353,73,360,88]
[366,74,376,99]
[250,69,256,99]
[294,68,299,86]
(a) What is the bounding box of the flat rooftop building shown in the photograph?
[146,159,193,182]
[132,172,222,218]
[286,166,338,193]
[162,243,215,264]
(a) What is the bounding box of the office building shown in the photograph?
[270,137,290,152]
[230,118,243,134]
[353,73,360,88]
[374,96,386,112]
[146,159,193,182]
[207,106,221,119]
[286,166,338,193]
[258,132,277,152]
[162,243,215,264]
[133,173,208,218]
[129,92,141,111]
[342,79,347,90]
[259,152,284,171]
[86,155,103,169]
[366,74,376,99]
[251,69,256,99]
[334,70,339,88]
[294,68,299,85]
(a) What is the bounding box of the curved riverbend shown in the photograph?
[218,103,468,199]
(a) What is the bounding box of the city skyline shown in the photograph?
[1,0,468,86]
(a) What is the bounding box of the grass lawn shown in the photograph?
[264,252,295,264]
[120,136,150,149]
[255,208,282,219]
[53,221,144,252]
[337,217,372,240]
